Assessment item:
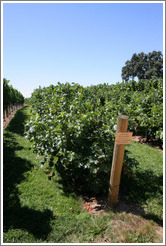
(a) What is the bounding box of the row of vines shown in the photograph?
[3,78,24,120]
[25,78,163,194]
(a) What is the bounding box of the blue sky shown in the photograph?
[3,2,163,98]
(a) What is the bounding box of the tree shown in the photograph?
[121,51,163,82]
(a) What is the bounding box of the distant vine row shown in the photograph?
[3,78,24,120]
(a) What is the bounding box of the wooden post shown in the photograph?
[108,115,129,207]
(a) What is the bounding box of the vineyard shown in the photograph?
[25,77,163,194]
[3,78,24,121]
[3,78,163,243]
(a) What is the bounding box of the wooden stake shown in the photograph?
[108,115,129,207]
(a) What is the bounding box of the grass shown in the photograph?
[121,141,163,224]
[3,106,163,243]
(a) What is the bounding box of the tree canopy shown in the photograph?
[121,51,163,82]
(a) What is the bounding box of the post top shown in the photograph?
[118,115,128,119]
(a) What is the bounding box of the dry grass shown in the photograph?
[93,212,163,243]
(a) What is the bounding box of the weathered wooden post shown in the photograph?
[108,115,132,207]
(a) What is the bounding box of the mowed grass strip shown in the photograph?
[124,141,163,223]
[3,106,163,243]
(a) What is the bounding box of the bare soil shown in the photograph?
[83,196,108,215]
[132,136,163,152]
[83,196,146,217]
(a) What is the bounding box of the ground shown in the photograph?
[3,107,23,128]
[3,107,163,243]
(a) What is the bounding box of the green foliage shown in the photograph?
[121,51,163,81]
[24,97,31,105]
[25,78,163,193]
[124,78,163,140]
[25,83,116,194]
[3,78,24,106]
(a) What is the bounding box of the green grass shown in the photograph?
[3,106,163,243]
[123,141,163,223]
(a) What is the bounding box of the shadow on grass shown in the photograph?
[55,151,163,226]
[119,152,163,226]
[55,162,110,197]
[3,108,54,240]
[5,106,30,136]
[120,170,163,204]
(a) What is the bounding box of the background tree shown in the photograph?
[121,51,163,82]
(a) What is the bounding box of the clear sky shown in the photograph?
[2,1,163,98]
